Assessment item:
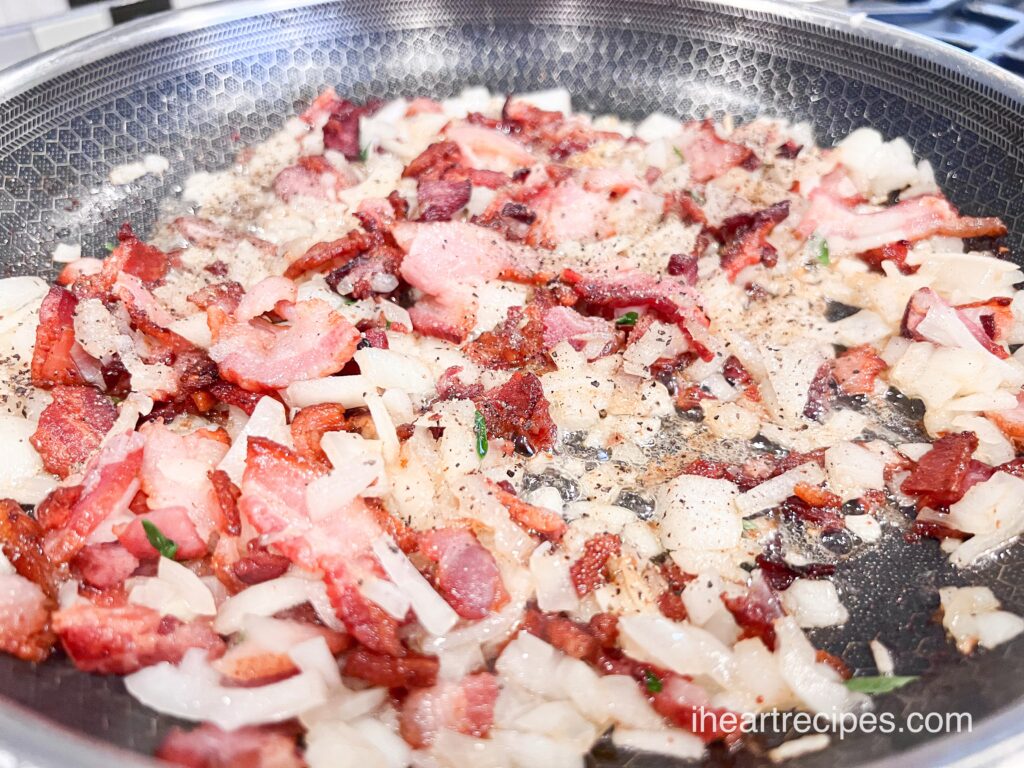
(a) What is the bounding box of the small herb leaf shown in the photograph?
[359,146,369,163]
[615,311,639,327]
[844,675,918,694]
[474,410,489,459]
[742,519,758,532]
[817,237,830,265]
[673,146,685,162]
[142,519,179,560]
[643,670,663,694]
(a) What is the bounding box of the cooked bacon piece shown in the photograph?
[651,676,742,743]
[674,119,757,183]
[667,250,701,286]
[777,140,802,159]
[570,533,621,597]
[832,344,887,396]
[901,287,1008,359]
[290,403,350,466]
[238,437,325,540]
[487,481,567,540]
[365,499,419,555]
[0,500,66,599]
[717,201,790,282]
[53,603,224,674]
[43,431,145,565]
[173,216,275,255]
[231,548,291,586]
[72,542,140,589]
[115,507,207,561]
[157,724,304,768]
[395,221,540,342]
[208,381,266,416]
[419,528,508,620]
[187,281,244,314]
[140,422,230,539]
[475,371,557,452]
[399,673,499,748]
[523,607,619,662]
[273,155,359,202]
[326,577,403,657]
[322,97,378,160]
[30,385,116,479]
[112,222,170,284]
[0,571,54,662]
[209,284,361,390]
[464,304,550,371]
[900,432,979,510]
[446,123,536,173]
[403,141,464,181]
[793,482,843,509]
[500,99,624,161]
[798,190,1007,253]
[344,647,440,689]
[856,240,916,275]
[525,178,615,247]
[418,179,472,222]
[561,268,713,361]
[663,190,708,226]
[721,575,784,649]
[57,258,103,287]
[31,286,94,388]
[541,305,617,356]
[284,231,370,280]
[208,469,241,536]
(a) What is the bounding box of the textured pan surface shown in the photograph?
[0,1,1023,766]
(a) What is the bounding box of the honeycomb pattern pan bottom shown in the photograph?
[1,1,1024,767]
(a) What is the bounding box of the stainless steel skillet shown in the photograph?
[1,1,1023,765]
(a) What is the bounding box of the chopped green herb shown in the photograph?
[343,297,357,305]
[844,675,918,694]
[103,241,117,253]
[643,670,663,694]
[474,410,489,459]
[673,146,685,162]
[689,189,706,206]
[384,317,392,330]
[142,519,178,560]
[359,146,369,163]
[816,237,830,265]
[742,519,758,532]
[615,311,639,327]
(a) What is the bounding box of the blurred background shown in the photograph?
[0,0,1023,74]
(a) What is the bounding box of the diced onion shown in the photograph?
[371,536,458,636]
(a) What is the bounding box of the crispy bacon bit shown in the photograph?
[113,222,170,284]
[53,603,224,674]
[187,281,244,314]
[43,431,145,565]
[475,371,557,452]
[327,578,403,657]
[208,381,266,416]
[321,96,379,161]
[663,190,708,226]
[570,533,621,596]
[403,141,465,181]
[30,385,117,478]
[418,179,472,222]
[419,528,508,619]
[344,647,440,689]
[856,240,916,275]
[717,201,790,282]
[31,286,92,388]
[561,268,713,361]
[273,156,358,202]
[523,607,619,662]
[777,140,802,159]
[487,481,567,540]
[721,576,784,649]
[0,500,66,598]
[115,507,208,561]
[72,542,140,589]
[399,673,499,748]
[464,304,549,371]
[675,120,757,183]
[755,553,835,593]
[666,252,700,286]
[900,432,979,510]
[0,571,54,662]
[231,548,291,586]
[290,403,349,467]
[832,344,887,396]
[803,360,834,421]
[284,231,370,280]
[651,677,742,743]
[157,724,304,768]
[793,482,842,508]
[541,305,617,357]
[208,469,241,537]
